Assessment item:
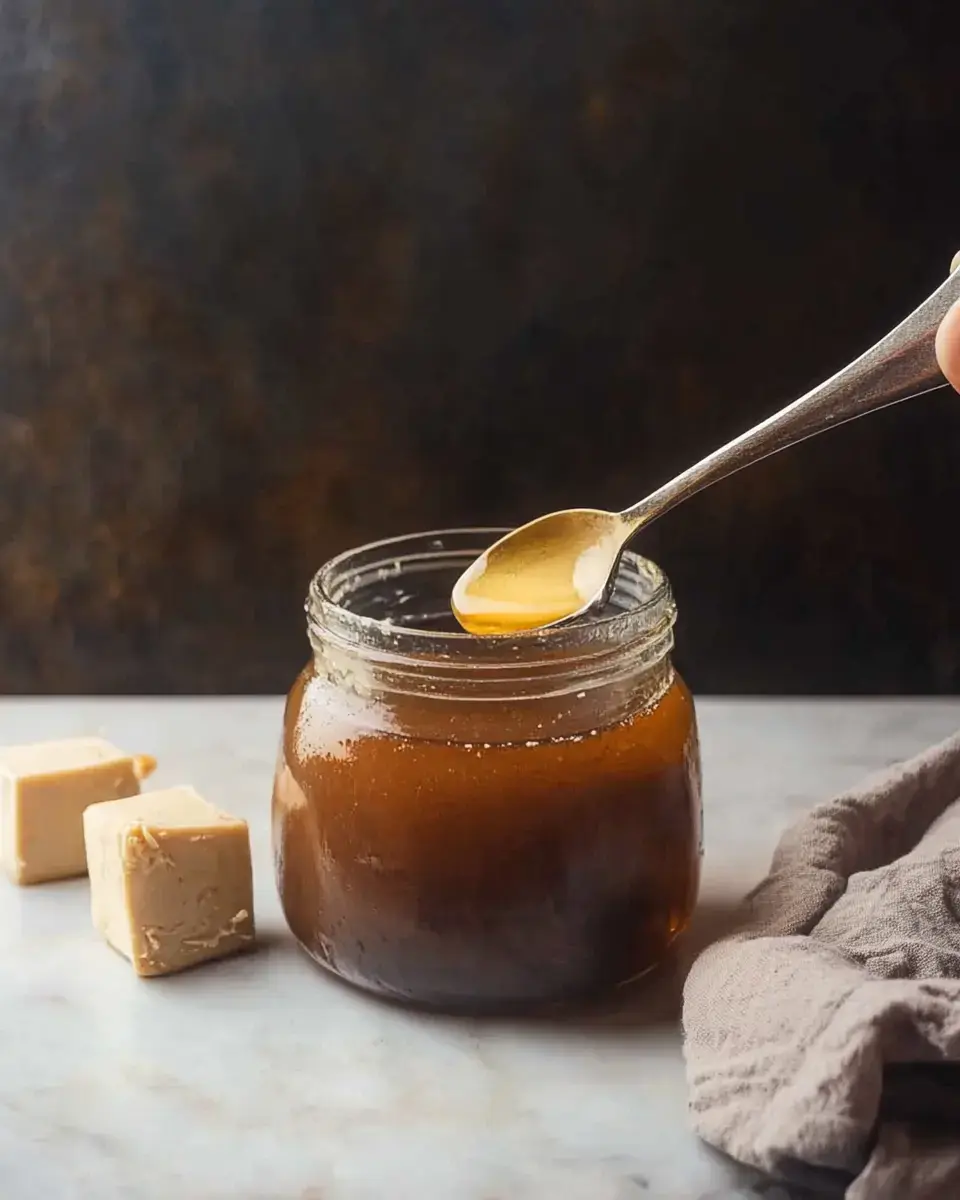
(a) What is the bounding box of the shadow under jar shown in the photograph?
[272,529,702,1013]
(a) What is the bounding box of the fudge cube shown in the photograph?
[83,786,255,977]
[0,737,156,885]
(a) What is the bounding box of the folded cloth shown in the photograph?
[682,729,960,1199]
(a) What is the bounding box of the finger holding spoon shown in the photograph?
[935,251,960,392]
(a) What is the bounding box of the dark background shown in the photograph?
[1,0,958,695]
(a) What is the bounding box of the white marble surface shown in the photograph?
[1,697,959,1200]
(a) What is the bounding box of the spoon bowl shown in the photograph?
[452,257,960,637]
[451,508,627,634]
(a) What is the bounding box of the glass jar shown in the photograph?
[272,529,701,1013]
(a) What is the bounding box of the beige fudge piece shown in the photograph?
[0,737,156,885]
[83,786,255,977]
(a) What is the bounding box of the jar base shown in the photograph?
[293,930,686,1019]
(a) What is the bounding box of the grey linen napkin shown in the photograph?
[682,729,960,1199]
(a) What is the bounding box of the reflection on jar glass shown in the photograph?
[272,529,702,1013]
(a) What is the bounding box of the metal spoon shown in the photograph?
[452,259,960,636]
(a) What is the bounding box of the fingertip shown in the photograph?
[936,296,960,392]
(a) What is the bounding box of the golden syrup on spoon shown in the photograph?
[451,510,626,635]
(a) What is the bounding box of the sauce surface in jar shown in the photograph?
[273,529,701,1013]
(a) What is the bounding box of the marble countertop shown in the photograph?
[1,697,958,1200]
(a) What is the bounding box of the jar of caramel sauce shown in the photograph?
[273,529,701,1012]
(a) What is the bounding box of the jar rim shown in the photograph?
[308,528,675,675]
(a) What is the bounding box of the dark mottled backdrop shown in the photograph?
[0,1,958,694]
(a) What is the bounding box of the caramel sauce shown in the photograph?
[273,666,701,1011]
[451,509,625,635]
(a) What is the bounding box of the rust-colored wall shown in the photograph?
[1,1,958,693]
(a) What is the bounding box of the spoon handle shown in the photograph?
[622,263,960,531]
